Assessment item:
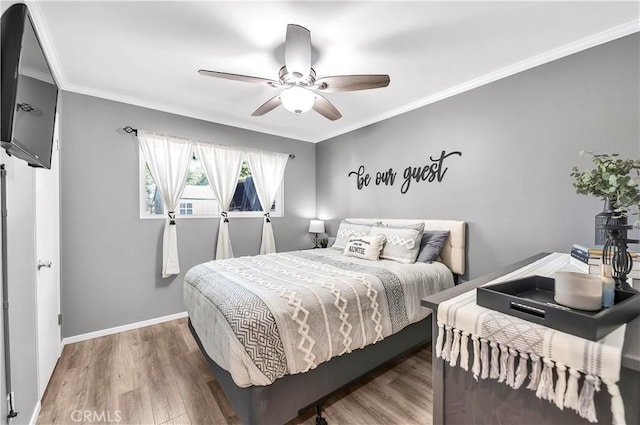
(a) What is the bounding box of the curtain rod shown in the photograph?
[122,126,296,159]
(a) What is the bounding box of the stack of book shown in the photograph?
[570,243,640,278]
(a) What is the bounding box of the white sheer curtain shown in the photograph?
[138,131,193,278]
[196,143,244,259]
[245,150,289,254]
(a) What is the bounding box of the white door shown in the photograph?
[34,136,61,398]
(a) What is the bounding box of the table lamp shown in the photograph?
[308,219,325,248]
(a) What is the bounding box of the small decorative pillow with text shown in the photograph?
[343,235,386,261]
[370,222,425,264]
[332,220,379,250]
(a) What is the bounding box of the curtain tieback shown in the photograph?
[221,211,229,223]
[264,212,271,223]
[168,211,176,225]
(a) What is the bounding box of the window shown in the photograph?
[140,151,283,218]
[179,202,193,215]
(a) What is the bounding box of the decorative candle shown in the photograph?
[554,271,603,311]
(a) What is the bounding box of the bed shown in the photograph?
[185,218,466,424]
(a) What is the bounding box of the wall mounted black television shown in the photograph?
[1,3,58,169]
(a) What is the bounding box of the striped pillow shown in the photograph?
[332,220,379,250]
[370,222,425,264]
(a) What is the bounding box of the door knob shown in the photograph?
[37,260,52,270]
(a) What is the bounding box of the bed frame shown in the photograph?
[188,218,466,425]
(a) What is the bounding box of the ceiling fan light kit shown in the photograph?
[199,24,390,120]
[280,87,315,115]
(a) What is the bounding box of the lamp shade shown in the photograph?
[281,87,315,115]
[308,219,325,234]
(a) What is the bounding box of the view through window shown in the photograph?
[141,154,281,218]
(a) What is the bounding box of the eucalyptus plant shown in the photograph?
[571,151,640,227]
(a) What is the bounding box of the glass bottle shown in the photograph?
[601,264,615,308]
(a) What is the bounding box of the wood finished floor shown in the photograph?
[37,318,433,425]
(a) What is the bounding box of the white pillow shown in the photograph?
[332,220,378,250]
[370,222,424,264]
[343,235,386,261]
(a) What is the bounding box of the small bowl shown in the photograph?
[554,271,603,311]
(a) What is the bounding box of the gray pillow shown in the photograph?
[370,222,425,264]
[416,230,450,263]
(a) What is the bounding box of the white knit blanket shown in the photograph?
[435,253,627,424]
[185,249,454,387]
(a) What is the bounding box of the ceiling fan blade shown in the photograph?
[315,74,390,92]
[198,70,280,87]
[312,94,342,121]
[285,24,311,78]
[251,95,282,116]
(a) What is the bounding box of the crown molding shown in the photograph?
[24,1,315,143]
[26,0,68,90]
[310,19,640,143]
[62,81,315,142]
[22,2,639,144]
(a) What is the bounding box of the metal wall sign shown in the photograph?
[347,150,462,194]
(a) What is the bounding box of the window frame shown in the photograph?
[179,202,193,215]
[138,147,284,219]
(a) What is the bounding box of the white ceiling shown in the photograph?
[27,1,639,143]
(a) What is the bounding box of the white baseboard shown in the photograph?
[29,401,41,425]
[61,311,188,346]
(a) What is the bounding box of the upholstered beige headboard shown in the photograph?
[345,218,467,276]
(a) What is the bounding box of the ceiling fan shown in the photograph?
[198,24,390,121]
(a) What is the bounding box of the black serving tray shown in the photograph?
[476,275,640,341]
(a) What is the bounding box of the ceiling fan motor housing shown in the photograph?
[279,66,316,87]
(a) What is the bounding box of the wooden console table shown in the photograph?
[422,253,640,425]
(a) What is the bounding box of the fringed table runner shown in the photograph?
[435,253,628,424]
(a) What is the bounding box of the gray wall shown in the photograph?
[59,92,316,338]
[316,34,640,280]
